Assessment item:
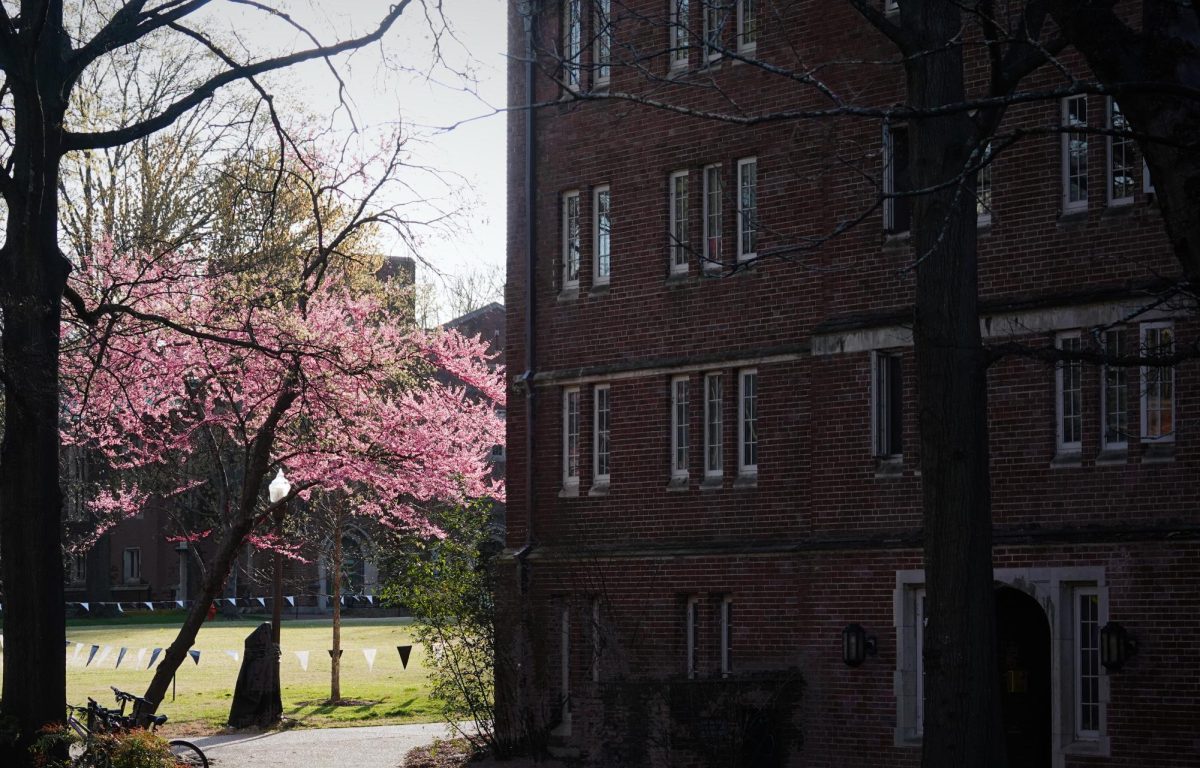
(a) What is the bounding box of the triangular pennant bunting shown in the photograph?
[295,650,309,671]
[328,649,343,659]
[225,650,239,663]
[148,648,162,669]
[115,648,128,669]
[135,648,146,669]
[71,643,84,664]
[366,595,374,605]
[256,597,266,607]
[116,603,124,613]
[397,645,412,669]
[86,645,99,666]
[286,596,295,607]
[362,648,377,671]
[225,598,237,607]
[188,649,201,665]
[144,601,154,611]
[95,646,112,666]
[176,600,185,609]
[80,602,89,612]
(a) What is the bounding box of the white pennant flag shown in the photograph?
[71,643,83,664]
[116,603,124,613]
[286,596,295,607]
[225,650,239,663]
[176,600,185,609]
[80,602,89,612]
[256,597,266,608]
[226,597,237,607]
[144,602,154,611]
[95,646,112,666]
[295,650,309,671]
[362,648,377,671]
[366,595,374,605]
[135,648,146,669]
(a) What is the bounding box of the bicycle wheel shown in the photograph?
[168,740,209,768]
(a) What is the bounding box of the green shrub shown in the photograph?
[32,725,182,768]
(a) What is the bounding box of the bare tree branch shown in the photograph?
[64,0,413,151]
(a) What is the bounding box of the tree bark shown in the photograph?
[0,19,73,764]
[330,512,342,704]
[901,4,1005,768]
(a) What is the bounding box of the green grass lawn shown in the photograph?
[3,615,438,734]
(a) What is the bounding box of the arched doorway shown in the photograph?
[995,586,1051,768]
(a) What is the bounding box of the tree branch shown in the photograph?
[63,0,412,151]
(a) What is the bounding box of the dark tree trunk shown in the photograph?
[1048,0,1200,287]
[0,25,73,764]
[901,4,1005,767]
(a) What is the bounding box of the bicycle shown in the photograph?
[64,687,208,767]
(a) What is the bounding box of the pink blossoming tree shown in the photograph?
[61,240,504,710]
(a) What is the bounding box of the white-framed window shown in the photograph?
[562,191,581,289]
[593,384,611,484]
[563,387,581,488]
[594,0,612,85]
[1074,586,1101,740]
[669,0,690,69]
[69,553,87,585]
[686,595,699,679]
[1107,98,1135,205]
[976,141,993,225]
[1101,330,1128,451]
[704,373,723,477]
[883,123,911,235]
[703,0,726,61]
[563,0,583,90]
[703,163,723,271]
[123,547,142,583]
[669,170,690,274]
[736,0,756,52]
[738,369,757,475]
[1056,332,1083,453]
[872,351,903,459]
[1062,95,1089,212]
[720,596,733,677]
[594,185,611,284]
[737,157,757,261]
[1140,321,1175,442]
[591,597,602,684]
[671,376,690,479]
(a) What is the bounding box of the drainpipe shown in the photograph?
[519,0,538,566]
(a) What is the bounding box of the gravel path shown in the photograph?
[188,723,453,768]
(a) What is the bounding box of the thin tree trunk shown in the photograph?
[903,3,1005,768]
[0,38,72,765]
[330,512,342,703]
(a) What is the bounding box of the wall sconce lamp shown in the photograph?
[1100,622,1138,671]
[842,623,878,667]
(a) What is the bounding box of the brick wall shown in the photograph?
[502,1,1199,765]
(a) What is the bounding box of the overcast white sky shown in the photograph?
[205,0,510,311]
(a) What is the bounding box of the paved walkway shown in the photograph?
[189,722,452,767]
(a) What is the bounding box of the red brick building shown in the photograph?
[500,3,1199,767]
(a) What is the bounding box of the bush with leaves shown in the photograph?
[31,726,181,768]
[382,499,507,756]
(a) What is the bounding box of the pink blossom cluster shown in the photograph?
[62,241,505,542]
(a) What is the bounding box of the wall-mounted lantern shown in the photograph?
[1100,622,1138,671]
[842,623,878,667]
